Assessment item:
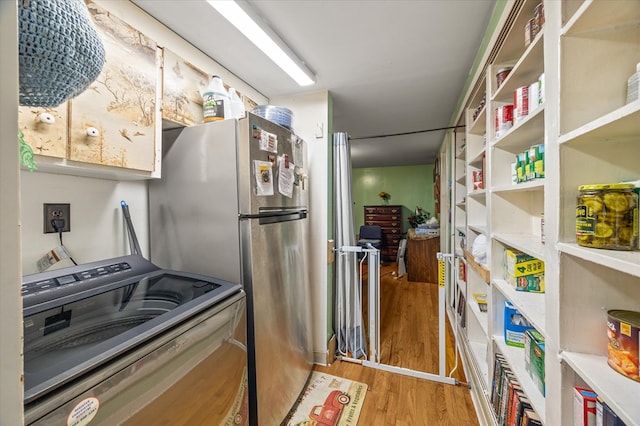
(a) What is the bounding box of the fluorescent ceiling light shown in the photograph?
[207,0,315,86]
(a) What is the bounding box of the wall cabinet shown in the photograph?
[18,1,162,180]
[363,205,403,261]
[69,2,160,172]
[18,104,68,159]
[162,48,209,127]
[448,1,639,425]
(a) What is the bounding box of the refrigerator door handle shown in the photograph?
[239,210,307,224]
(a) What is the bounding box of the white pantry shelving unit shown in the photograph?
[552,1,640,424]
[445,0,640,425]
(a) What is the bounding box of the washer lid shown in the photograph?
[23,266,242,404]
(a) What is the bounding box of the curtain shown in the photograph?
[333,132,366,358]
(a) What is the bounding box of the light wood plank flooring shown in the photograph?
[314,263,478,425]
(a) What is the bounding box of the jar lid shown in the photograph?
[578,183,636,191]
[608,310,640,327]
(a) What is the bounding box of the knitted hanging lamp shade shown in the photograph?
[18,0,106,107]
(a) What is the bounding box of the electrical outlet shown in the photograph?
[43,203,70,233]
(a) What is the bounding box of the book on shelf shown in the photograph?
[456,289,467,328]
[473,292,487,312]
[595,394,628,426]
[573,387,597,426]
[491,352,539,426]
[574,386,628,426]
[522,408,543,426]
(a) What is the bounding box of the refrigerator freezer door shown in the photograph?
[238,113,308,216]
[241,215,313,425]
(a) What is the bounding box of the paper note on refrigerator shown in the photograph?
[254,160,274,196]
[278,156,294,198]
[258,129,278,153]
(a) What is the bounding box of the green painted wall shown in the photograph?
[352,164,435,234]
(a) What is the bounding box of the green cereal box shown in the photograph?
[528,144,544,179]
[516,152,527,183]
[524,329,545,396]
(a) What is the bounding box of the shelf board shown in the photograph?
[559,100,640,145]
[468,149,486,167]
[492,233,546,262]
[469,340,490,390]
[492,29,545,103]
[562,0,640,37]
[561,351,640,426]
[469,298,489,336]
[557,242,640,278]
[463,248,490,283]
[458,324,490,392]
[492,105,545,152]
[492,179,544,194]
[469,107,487,136]
[456,174,467,184]
[28,155,160,181]
[456,201,467,209]
[456,145,467,160]
[493,278,545,336]
[494,338,546,420]
[468,189,487,198]
[468,224,488,235]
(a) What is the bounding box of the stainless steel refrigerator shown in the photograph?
[149,113,312,426]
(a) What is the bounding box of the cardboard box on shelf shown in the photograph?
[504,248,545,292]
[504,301,535,348]
[524,329,545,396]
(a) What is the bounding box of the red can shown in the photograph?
[496,67,513,89]
[495,105,514,138]
[514,86,529,123]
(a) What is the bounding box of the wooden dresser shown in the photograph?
[363,205,403,261]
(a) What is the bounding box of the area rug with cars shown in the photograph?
[285,371,368,426]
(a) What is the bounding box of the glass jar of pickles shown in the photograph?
[576,183,638,250]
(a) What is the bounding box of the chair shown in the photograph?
[357,225,383,251]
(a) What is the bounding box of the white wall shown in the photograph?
[20,173,149,275]
[271,91,332,364]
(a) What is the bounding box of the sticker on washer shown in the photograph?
[67,397,99,426]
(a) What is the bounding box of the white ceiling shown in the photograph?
[132,0,496,168]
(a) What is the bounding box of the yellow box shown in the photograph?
[504,248,544,278]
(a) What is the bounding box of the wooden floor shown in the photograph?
[314,263,479,425]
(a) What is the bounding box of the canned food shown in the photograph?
[607,310,640,382]
[496,67,513,89]
[576,183,639,250]
[514,86,529,123]
[528,144,544,179]
[494,105,513,138]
